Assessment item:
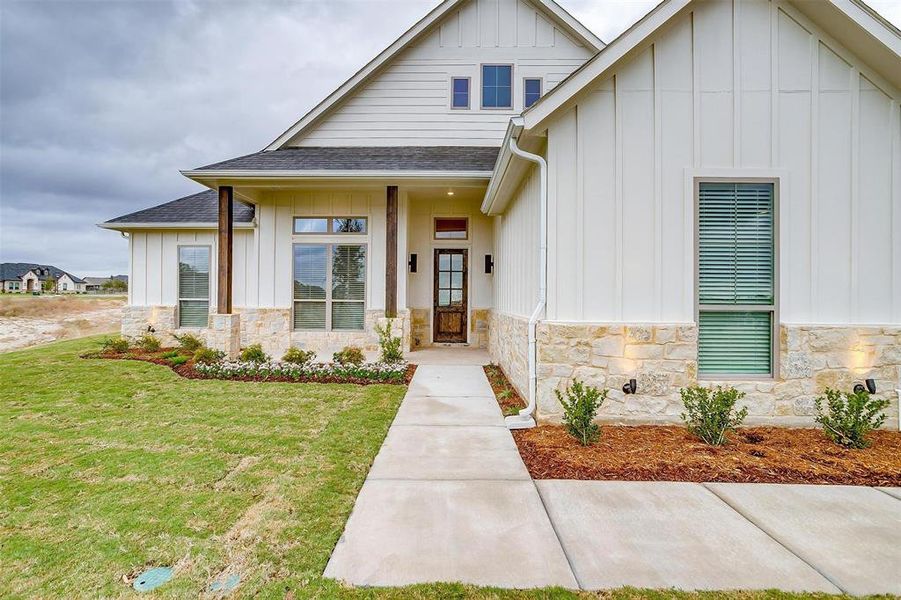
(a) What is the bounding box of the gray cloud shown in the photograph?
[1,0,898,277]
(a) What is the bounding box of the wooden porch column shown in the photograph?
[385,185,398,318]
[217,185,234,314]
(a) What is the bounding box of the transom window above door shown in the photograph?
[481,65,512,109]
[293,217,367,234]
[434,217,468,240]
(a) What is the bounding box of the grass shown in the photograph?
[0,337,884,599]
[0,294,125,317]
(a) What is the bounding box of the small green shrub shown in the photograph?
[172,332,204,352]
[169,355,189,367]
[374,319,404,363]
[282,347,316,365]
[680,386,748,446]
[135,334,161,352]
[101,336,130,354]
[815,387,889,449]
[161,350,180,359]
[193,346,225,365]
[333,346,365,366]
[240,344,270,363]
[555,380,607,446]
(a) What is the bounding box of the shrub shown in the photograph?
[374,319,404,363]
[172,332,204,352]
[333,346,365,366]
[169,355,189,367]
[101,336,130,354]
[680,386,748,446]
[135,334,161,352]
[555,380,607,446]
[815,387,889,449]
[193,346,225,365]
[282,347,316,365]
[240,344,270,363]
[161,350,180,359]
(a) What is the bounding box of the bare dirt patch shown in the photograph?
[513,424,901,486]
[0,295,124,352]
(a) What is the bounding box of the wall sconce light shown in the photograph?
[622,378,637,395]
[853,378,876,394]
[485,254,494,274]
[408,253,417,273]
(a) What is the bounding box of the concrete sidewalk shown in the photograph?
[325,362,901,594]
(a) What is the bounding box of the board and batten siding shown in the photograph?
[287,0,594,147]
[541,0,900,325]
[493,163,540,317]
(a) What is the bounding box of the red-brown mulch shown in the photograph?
[483,364,526,416]
[513,424,901,486]
[83,349,416,385]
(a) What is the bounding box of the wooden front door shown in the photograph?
[433,249,467,343]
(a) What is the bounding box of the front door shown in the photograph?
[433,249,467,343]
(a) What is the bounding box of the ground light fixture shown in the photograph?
[853,378,877,394]
[622,378,638,395]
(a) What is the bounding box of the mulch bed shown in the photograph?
[483,364,526,416]
[83,349,416,385]
[513,425,901,486]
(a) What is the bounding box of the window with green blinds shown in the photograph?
[698,182,775,376]
[293,244,365,331]
[178,246,210,328]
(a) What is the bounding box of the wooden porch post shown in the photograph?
[385,185,398,318]
[217,185,233,314]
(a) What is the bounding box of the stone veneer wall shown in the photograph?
[408,307,491,349]
[121,305,411,358]
[487,310,901,429]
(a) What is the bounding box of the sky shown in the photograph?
[1,0,899,278]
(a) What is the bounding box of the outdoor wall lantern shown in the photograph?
[484,255,494,274]
[408,253,418,273]
[853,378,877,394]
[622,378,638,395]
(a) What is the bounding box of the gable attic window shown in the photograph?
[524,78,542,108]
[481,65,512,109]
[697,182,776,377]
[178,246,210,328]
[451,77,470,109]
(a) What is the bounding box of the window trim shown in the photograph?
[480,63,514,110]
[293,216,368,235]
[450,76,471,110]
[523,77,542,108]
[292,242,367,332]
[433,216,469,241]
[177,244,212,330]
[694,177,780,380]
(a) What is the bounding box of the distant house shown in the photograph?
[0,263,85,293]
[84,275,129,293]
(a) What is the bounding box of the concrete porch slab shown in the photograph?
[324,479,578,589]
[368,425,529,481]
[407,347,491,365]
[536,480,839,593]
[707,483,901,595]
[406,365,495,397]
[393,394,505,427]
[877,487,901,501]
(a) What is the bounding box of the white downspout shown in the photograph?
[505,135,547,430]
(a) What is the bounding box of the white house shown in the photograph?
[102,0,901,429]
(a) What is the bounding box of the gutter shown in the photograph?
[503,122,547,430]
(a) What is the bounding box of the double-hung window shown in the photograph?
[697,182,776,376]
[481,65,512,109]
[178,246,211,328]
[293,244,366,331]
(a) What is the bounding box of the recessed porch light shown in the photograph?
[447,191,454,196]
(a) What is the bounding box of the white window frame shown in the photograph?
[177,244,212,329]
[694,176,780,380]
[292,242,368,332]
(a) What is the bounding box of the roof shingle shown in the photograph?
[105,190,255,225]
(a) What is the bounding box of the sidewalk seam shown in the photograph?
[532,481,584,590]
[701,483,846,594]
[873,487,901,501]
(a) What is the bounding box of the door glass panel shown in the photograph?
[439,253,450,270]
[451,289,462,303]
[438,290,450,306]
[451,272,463,288]
[451,254,463,270]
[439,272,450,288]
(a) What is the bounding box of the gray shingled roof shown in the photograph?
[105,190,255,225]
[193,146,500,172]
[0,263,82,282]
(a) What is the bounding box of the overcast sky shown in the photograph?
[1,0,899,277]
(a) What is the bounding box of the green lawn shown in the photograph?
[0,337,878,599]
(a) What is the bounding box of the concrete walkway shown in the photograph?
[325,362,901,594]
